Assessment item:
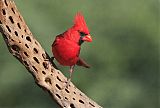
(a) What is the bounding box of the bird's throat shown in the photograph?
[79,38,84,45]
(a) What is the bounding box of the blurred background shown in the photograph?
[0,0,159,108]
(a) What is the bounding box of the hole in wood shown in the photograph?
[25,44,29,48]
[33,48,38,53]
[6,25,11,32]
[51,68,54,73]
[89,102,95,107]
[73,98,75,100]
[42,71,46,75]
[65,89,70,93]
[43,62,48,69]
[17,23,21,29]
[24,29,27,32]
[21,35,24,38]
[70,103,76,108]
[33,57,39,64]
[55,94,61,99]
[9,16,14,24]
[23,61,29,66]
[35,41,38,45]
[56,76,61,82]
[32,66,38,72]
[56,84,61,90]
[79,99,85,104]
[0,20,2,24]
[14,31,18,36]
[11,8,15,14]
[79,93,83,96]
[4,0,8,6]
[2,9,6,15]
[26,36,31,42]
[73,92,76,94]
[65,97,68,100]
[24,52,29,57]
[45,77,52,85]
[19,15,23,21]
[42,53,46,59]
[11,45,20,52]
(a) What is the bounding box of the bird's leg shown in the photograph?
[65,65,75,88]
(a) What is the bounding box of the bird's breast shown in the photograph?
[52,37,80,66]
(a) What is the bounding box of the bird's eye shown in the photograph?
[79,31,87,37]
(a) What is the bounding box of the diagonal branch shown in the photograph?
[0,0,102,108]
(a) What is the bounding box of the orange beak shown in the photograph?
[82,35,92,42]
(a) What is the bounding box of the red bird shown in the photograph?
[52,13,92,83]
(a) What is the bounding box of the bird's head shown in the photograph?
[72,12,92,45]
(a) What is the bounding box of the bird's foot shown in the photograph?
[50,56,55,61]
[44,56,54,61]
[60,78,71,90]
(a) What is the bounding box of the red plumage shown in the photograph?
[52,12,92,83]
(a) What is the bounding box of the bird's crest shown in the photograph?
[73,12,89,34]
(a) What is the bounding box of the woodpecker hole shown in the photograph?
[55,94,61,99]
[11,45,20,52]
[17,23,21,29]
[14,31,18,36]
[79,99,85,104]
[6,25,11,32]
[42,71,46,75]
[11,8,15,14]
[35,41,39,46]
[42,53,46,59]
[23,61,29,66]
[32,66,38,72]
[43,62,48,69]
[26,36,31,42]
[2,9,6,15]
[33,48,38,54]
[65,89,70,93]
[65,97,68,100]
[56,84,61,90]
[45,77,52,85]
[4,0,8,6]
[24,29,26,32]
[33,57,39,64]
[89,102,95,107]
[9,16,14,24]
[25,44,29,48]
[19,15,23,22]
[80,93,83,96]
[70,103,76,108]
[24,52,29,57]
[56,76,62,82]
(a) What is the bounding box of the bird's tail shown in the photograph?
[76,58,90,68]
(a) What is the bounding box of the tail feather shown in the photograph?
[76,58,90,68]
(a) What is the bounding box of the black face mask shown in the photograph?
[78,31,87,45]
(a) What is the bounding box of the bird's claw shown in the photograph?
[60,78,71,90]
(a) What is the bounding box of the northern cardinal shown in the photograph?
[52,13,92,85]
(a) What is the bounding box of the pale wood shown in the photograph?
[0,0,102,108]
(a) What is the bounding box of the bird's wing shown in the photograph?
[76,58,90,68]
